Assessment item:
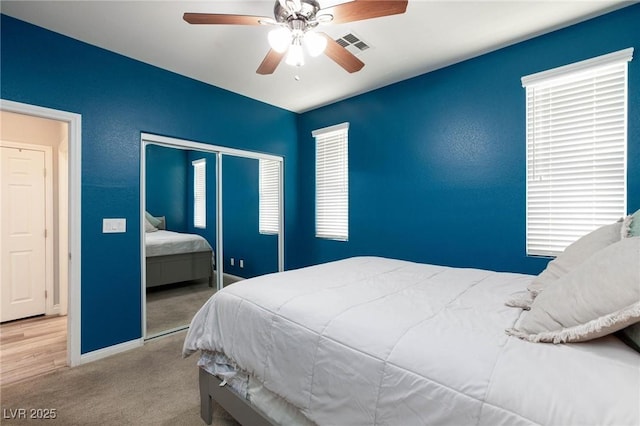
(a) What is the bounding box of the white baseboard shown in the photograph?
[79,338,143,365]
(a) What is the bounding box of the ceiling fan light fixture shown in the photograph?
[285,40,305,67]
[268,27,291,53]
[184,0,408,75]
[304,31,327,57]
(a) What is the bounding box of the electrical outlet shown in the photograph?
[239,259,244,268]
[230,258,235,266]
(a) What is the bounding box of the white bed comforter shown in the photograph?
[145,230,212,257]
[183,256,640,426]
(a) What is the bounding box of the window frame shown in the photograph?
[259,159,280,235]
[522,48,633,256]
[192,158,206,229]
[313,122,349,241]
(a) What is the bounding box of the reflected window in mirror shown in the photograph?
[259,159,280,235]
[193,158,206,229]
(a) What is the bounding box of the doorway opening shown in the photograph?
[0,99,82,374]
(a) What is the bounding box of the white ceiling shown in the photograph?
[1,1,632,113]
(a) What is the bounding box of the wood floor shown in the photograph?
[0,315,67,386]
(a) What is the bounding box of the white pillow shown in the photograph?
[145,211,162,228]
[504,291,534,310]
[144,217,158,233]
[527,221,622,296]
[508,237,640,343]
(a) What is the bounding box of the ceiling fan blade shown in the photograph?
[183,13,268,25]
[320,33,365,73]
[321,0,408,24]
[257,49,286,75]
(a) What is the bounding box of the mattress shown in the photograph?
[145,230,212,257]
[183,256,640,426]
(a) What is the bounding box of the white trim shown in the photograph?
[43,145,54,316]
[141,133,283,162]
[313,123,349,241]
[311,122,349,137]
[278,160,284,272]
[79,338,143,364]
[140,142,147,339]
[521,47,633,87]
[1,99,82,367]
[216,153,224,291]
[0,141,54,316]
[192,158,207,229]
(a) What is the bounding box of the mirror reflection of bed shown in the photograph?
[144,143,280,338]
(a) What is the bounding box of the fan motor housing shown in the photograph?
[273,0,321,23]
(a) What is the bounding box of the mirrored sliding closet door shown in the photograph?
[141,135,283,339]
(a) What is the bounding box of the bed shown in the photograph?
[145,219,214,288]
[183,229,640,425]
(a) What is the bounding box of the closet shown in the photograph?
[141,133,283,338]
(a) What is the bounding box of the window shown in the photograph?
[522,48,633,256]
[193,158,206,229]
[259,159,280,234]
[313,123,349,241]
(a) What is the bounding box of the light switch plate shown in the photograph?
[103,218,127,233]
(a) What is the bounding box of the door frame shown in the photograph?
[1,99,82,367]
[0,141,54,317]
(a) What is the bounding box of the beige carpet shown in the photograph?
[146,279,215,337]
[146,274,242,337]
[0,331,240,426]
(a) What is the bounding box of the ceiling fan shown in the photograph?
[183,0,408,75]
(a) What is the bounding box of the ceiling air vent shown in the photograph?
[334,33,371,56]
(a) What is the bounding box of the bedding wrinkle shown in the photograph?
[476,327,526,425]
[228,298,242,368]
[304,266,441,412]
[287,263,411,412]
[372,271,496,424]
[261,301,284,395]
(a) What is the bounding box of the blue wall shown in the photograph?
[145,144,188,232]
[293,4,640,274]
[0,14,298,354]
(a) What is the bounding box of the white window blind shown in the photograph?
[522,48,633,256]
[259,159,280,234]
[313,123,349,241]
[193,158,206,229]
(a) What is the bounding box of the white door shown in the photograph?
[1,146,47,322]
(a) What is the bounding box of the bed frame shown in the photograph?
[199,367,274,426]
[146,249,214,288]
